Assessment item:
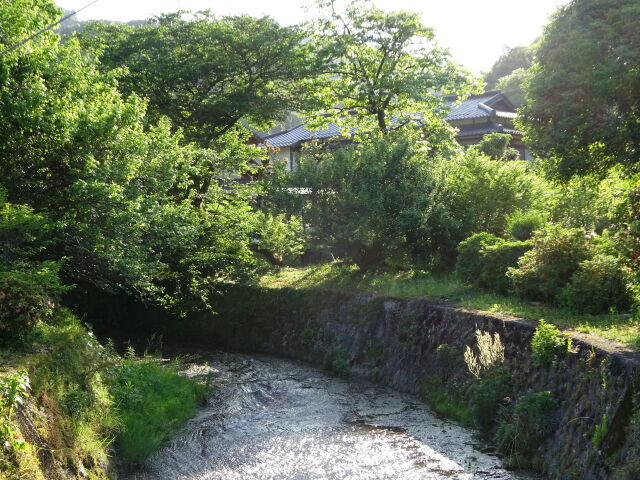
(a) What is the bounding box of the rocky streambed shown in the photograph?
[122,352,538,480]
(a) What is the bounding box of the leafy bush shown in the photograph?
[468,366,512,433]
[559,255,630,314]
[434,149,549,242]
[531,319,571,366]
[506,210,547,241]
[456,233,532,294]
[508,225,590,302]
[475,133,520,161]
[495,391,558,468]
[279,133,439,272]
[251,212,304,266]
[0,263,67,343]
[478,240,532,294]
[0,371,31,452]
[324,349,350,376]
[456,233,503,285]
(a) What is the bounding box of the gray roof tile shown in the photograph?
[262,92,519,148]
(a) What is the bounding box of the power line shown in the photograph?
[0,0,101,57]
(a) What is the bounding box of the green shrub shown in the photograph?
[495,391,558,468]
[456,233,503,285]
[0,263,67,343]
[468,366,512,433]
[0,371,31,452]
[479,240,532,294]
[475,133,520,161]
[251,212,305,266]
[508,225,590,302]
[434,150,549,243]
[531,319,571,366]
[559,255,630,314]
[456,233,531,294]
[506,210,547,241]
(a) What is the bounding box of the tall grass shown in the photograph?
[109,357,207,466]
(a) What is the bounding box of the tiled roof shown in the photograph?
[261,123,350,148]
[262,92,519,148]
[455,124,520,138]
[445,91,515,121]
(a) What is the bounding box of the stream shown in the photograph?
[122,351,540,480]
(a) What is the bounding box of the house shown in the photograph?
[258,91,530,171]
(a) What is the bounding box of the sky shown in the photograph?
[56,0,570,73]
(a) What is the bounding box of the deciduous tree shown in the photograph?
[520,0,640,178]
[311,0,481,140]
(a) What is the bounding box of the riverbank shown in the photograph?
[0,310,207,479]
[260,264,640,349]
[108,285,638,479]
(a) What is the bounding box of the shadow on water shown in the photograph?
[121,351,541,480]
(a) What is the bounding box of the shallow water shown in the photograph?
[122,352,539,480]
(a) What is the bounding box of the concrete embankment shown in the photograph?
[75,286,640,479]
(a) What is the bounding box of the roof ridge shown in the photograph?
[261,123,306,140]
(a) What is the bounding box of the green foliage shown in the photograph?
[109,356,207,466]
[484,46,533,90]
[79,12,321,147]
[495,391,558,468]
[0,1,261,314]
[456,233,503,284]
[28,312,206,469]
[311,0,481,136]
[251,213,304,266]
[495,68,528,107]
[508,225,590,302]
[0,264,68,343]
[0,192,69,341]
[479,241,533,294]
[324,349,349,376]
[520,0,640,178]
[279,134,438,271]
[0,371,31,452]
[419,378,472,426]
[531,319,570,366]
[434,150,549,250]
[559,255,630,314]
[548,169,633,232]
[506,209,547,241]
[456,233,532,294]
[592,413,608,449]
[475,133,519,161]
[468,366,512,433]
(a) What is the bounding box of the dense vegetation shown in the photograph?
[1,0,639,475]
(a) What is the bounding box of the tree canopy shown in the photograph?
[484,46,533,90]
[311,0,481,138]
[78,12,322,148]
[0,0,260,313]
[520,0,640,178]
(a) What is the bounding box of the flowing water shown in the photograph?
[122,351,540,480]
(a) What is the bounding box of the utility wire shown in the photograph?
[0,0,101,57]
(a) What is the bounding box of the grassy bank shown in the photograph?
[260,263,640,349]
[0,310,207,479]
